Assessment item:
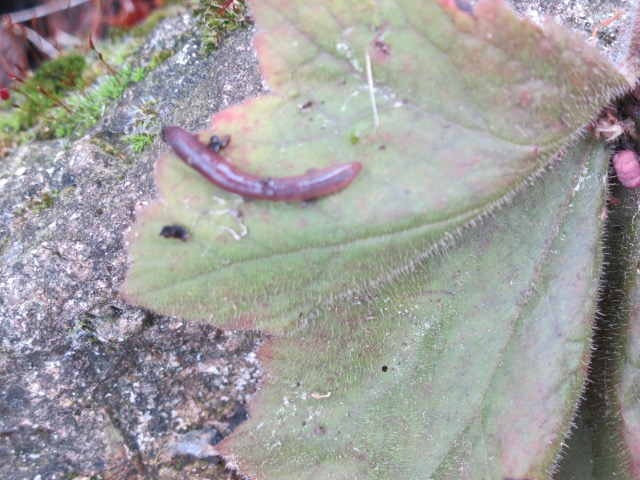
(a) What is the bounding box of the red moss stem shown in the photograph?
[37,85,73,113]
[89,35,119,82]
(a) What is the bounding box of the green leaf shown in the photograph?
[218,135,608,478]
[616,189,640,478]
[553,416,595,480]
[556,185,640,480]
[122,0,629,328]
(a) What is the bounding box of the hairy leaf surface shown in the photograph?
[617,188,640,478]
[218,136,608,478]
[557,185,640,480]
[122,0,628,327]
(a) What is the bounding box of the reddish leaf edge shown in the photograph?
[122,0,637,319]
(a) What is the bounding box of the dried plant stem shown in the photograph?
[88,35,119,81]
[6,0,91,23]
[9,23,60,59]
[37,85,73,113]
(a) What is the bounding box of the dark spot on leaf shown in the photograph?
[160,224,189,241]
[371,21,391,62]
[373,39,391,60]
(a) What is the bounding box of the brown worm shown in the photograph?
[162,126,363,202]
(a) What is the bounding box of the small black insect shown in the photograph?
[208,134,231,152]
[159,224,189,241]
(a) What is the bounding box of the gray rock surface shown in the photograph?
[1,11,265,480]
[0,1,634,479]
